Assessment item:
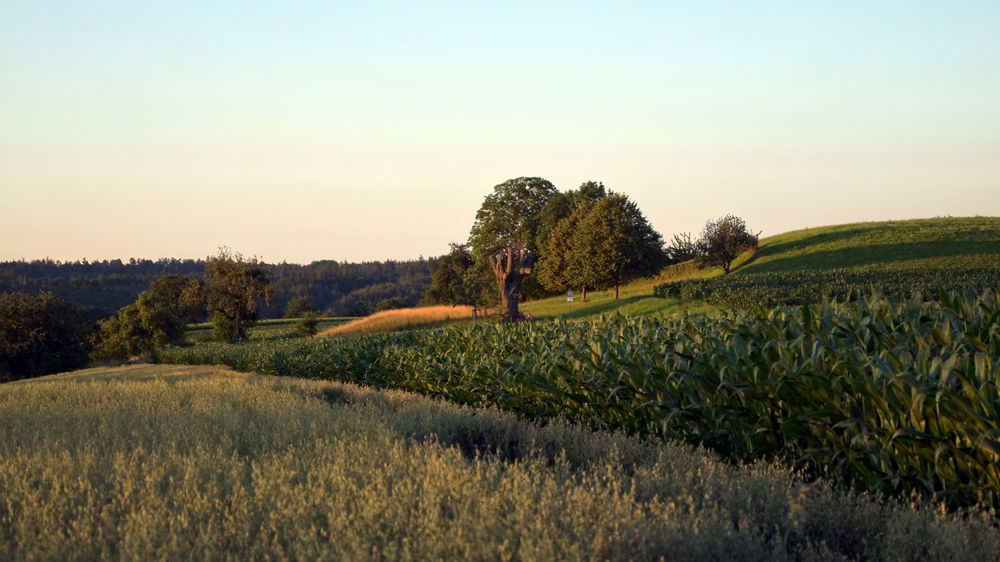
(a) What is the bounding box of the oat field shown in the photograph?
[1,365,998,561]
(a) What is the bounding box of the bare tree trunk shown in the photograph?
[614,270,621,300]
[488,246,536,322]
[582,287,587,302]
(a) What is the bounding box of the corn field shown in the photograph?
[653,266,1000,308]
[158,289,1000,509]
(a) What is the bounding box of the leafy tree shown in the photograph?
[422,243,475,305]
[695,215,759,274]
[538,203,593,300]
[468,177,558,320]
[145,274,206,323]
[571,194,668,300]
[284,295,315,319]
[666,232,699,263]
[537,181,608,254]
[204,248,273,341]
[537,181,609,301]
[0,292,92,381]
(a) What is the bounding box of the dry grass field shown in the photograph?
[1,364,998,561]
[317,305,482,337]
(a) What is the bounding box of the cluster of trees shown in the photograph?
[424,177,759,320]
[0,258,432,320]
[92,248,275,361]
[0,249,280,381]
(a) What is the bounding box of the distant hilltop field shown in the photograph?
[733,216,1000,274]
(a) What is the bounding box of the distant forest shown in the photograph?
[0,258,433,321]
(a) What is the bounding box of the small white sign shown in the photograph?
[567,290,574,302]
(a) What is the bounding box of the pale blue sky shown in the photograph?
[2,1,998,263]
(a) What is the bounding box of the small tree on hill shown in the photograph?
[205,248,273,341]
[695,214,758,274]
[666,232,699,263]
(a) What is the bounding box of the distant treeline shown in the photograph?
[0,258,432,320]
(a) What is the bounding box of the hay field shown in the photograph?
[1,365,998,561]
[317,305,480,337]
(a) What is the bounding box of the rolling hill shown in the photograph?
[524,216,1000,319]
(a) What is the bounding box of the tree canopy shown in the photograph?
[205,248,273,341]
[570,194,668,299]
[468,177,558,259]
[0,292,91,381]
[422,244,476,306]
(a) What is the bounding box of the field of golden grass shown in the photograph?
[317,305,482,337]
[1,365,998,560]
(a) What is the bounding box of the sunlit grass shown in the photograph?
[317,305,482,337]
[1,365,998,561]
[742,216,1000,274]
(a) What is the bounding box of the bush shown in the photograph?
[298,313,319,337]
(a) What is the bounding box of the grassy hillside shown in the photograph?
[532,216,1000,319]
[737,216,1000,274]
[3,365,998,560]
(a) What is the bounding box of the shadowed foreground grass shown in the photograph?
[1,365,998,561]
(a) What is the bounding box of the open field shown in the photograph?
[317,305,483,337]
[2,365,999,561]
[186,317,354,343]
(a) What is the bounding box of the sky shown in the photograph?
[1,1,998,264]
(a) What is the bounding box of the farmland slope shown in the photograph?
[524,216,1000,319]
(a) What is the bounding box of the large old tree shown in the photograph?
[468,177,558,320]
